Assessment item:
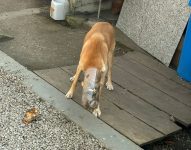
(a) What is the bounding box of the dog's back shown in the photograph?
[80,22,115,71]
[84,22,115,50]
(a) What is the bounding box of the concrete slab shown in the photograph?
[117,0,190,65]
[0,7,45,20]
[0,11,87,70]
[0,50,142,150]
[0,8,144,71]
[0,0,50,13]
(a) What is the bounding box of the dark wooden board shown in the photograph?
[115,56,191,108]
[35,68,164,145]
[126,51,191,89]
[102,86,181,135]
[62,63,191,126]
[111,65,191,127]
[61,66,181,135]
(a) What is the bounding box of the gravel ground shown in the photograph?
[0,67,107,150]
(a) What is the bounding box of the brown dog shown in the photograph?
[66,22,115,117]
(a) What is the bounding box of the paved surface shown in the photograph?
[0,0,50,13]
[0,11,86,70]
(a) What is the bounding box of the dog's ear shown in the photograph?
[81,81,84,87]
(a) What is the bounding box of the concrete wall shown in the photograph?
[70,0,112,13]
[117,0,190,66]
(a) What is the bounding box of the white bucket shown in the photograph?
[50,0,69,20]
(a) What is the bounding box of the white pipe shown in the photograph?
[97,0,102,19]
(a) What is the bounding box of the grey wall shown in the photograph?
[117,0,190,66]
[71,0,112,13]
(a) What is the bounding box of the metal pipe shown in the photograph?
[97,0,102,19]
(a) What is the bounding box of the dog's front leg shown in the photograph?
[66,65,82,99]
[92,104,101,117]
[70,75,75,82]
[92,71,106,117]
[106,50,114,90]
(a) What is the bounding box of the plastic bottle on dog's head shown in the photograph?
[81,68,101,109]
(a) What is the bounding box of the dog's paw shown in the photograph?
[106,82,114,90]
[70,76,75,82]
[92,108,101,117]
[65,90,73,99]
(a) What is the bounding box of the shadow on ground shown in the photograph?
[143,127,191,150]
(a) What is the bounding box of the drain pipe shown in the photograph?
[97,0,102,19]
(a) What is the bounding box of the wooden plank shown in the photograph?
[115,56,191,107]
[61,66,181,135]
[127,51,191,89]
[35,68,164,146]
[62,65,191,126]
[111,65,191,127]
[62,65,78,76]
[102,86,181,135]
[100,100,162,146]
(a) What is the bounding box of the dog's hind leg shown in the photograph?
[66,65,82,98]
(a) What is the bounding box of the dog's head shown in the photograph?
[81,68,101,109]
